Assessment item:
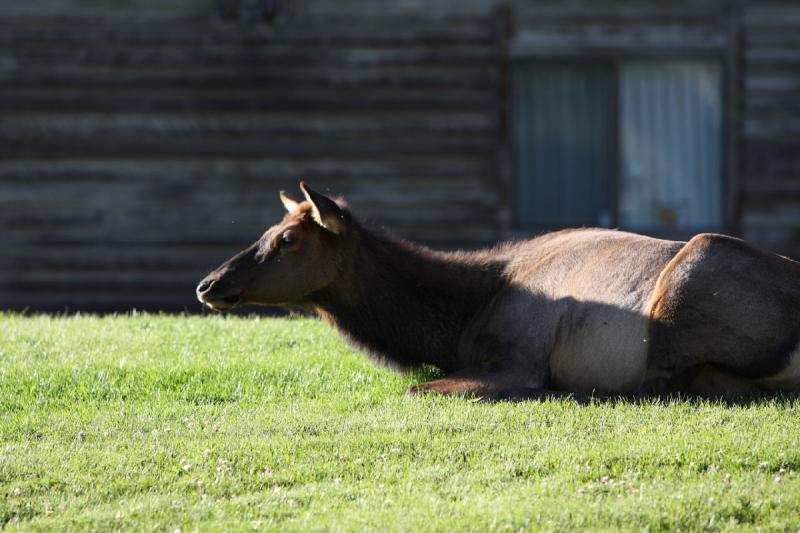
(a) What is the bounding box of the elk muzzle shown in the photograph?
[196,275,242,311]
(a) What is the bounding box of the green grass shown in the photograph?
[1,313,799,531]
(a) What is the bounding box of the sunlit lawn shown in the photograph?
[1,313,799,531]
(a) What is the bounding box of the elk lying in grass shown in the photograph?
[197,183,800,399]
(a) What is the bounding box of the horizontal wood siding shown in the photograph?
[739,1,800,257]
[509,0,729,57]
[0,5,502,311]
[3,0,800,312]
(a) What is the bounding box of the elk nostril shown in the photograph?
[196,280,213,294]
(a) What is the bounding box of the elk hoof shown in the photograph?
[405,384,426,396]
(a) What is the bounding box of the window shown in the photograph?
[512,61,723,234]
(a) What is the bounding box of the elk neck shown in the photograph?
[307,223,509,372]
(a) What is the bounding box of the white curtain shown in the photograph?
[619,61,723,231]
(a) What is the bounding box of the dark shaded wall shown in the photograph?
[1,0,799,312]
[0,1,503,311]
[738,3,800,252]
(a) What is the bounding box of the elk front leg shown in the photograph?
[406,370,504,397]
[407,370,569,401]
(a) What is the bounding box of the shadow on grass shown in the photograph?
[488,389,800,408]
[401,362,800,407]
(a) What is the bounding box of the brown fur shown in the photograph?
[198,184,800,399]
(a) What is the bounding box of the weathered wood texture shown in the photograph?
[739,1,800,257]
[509,0,730,57]
[0,3,502,311]
[2,0,799,311]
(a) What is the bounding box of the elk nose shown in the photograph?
[196,279,214,296]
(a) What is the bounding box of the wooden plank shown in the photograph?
[744,4,800,27]
[0,24,496,47]
[0,0,208,25]
[746,49,800,67]
[0,111,496,137]
[746,31,800,49]
[0,157,495,182]
[4,43,498,69]
[745,100,800,119]
[742,209,800,229]
[745,74,800,93]
[0,64,499,91]
[0,88,496,113]
[0,137,499,160]
[510,25,726,58]
[513,3,726,26]
[742,120,800,140]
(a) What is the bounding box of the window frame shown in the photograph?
[506,48,738,241]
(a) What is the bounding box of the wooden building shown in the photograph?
[1,0,798,311]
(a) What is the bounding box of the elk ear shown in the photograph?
[300,181,344,235]
[279,190,301,213]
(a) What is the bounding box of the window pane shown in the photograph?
[619,61,723,231]
[513,65,615,228]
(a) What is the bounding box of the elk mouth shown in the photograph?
[202,292,242,311]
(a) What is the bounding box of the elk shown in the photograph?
[197,183,800,399]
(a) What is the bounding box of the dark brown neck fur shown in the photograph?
[308,221,509,372]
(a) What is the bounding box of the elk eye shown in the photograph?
[280,233,296,246]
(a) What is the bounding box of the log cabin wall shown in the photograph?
[0,0,503,311]
[1,0,799,312]
[739,1,800,257]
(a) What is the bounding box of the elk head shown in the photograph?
[196,182,348,310]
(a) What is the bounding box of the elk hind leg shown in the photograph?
[644,233,800,395]
[684,365,764,399]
